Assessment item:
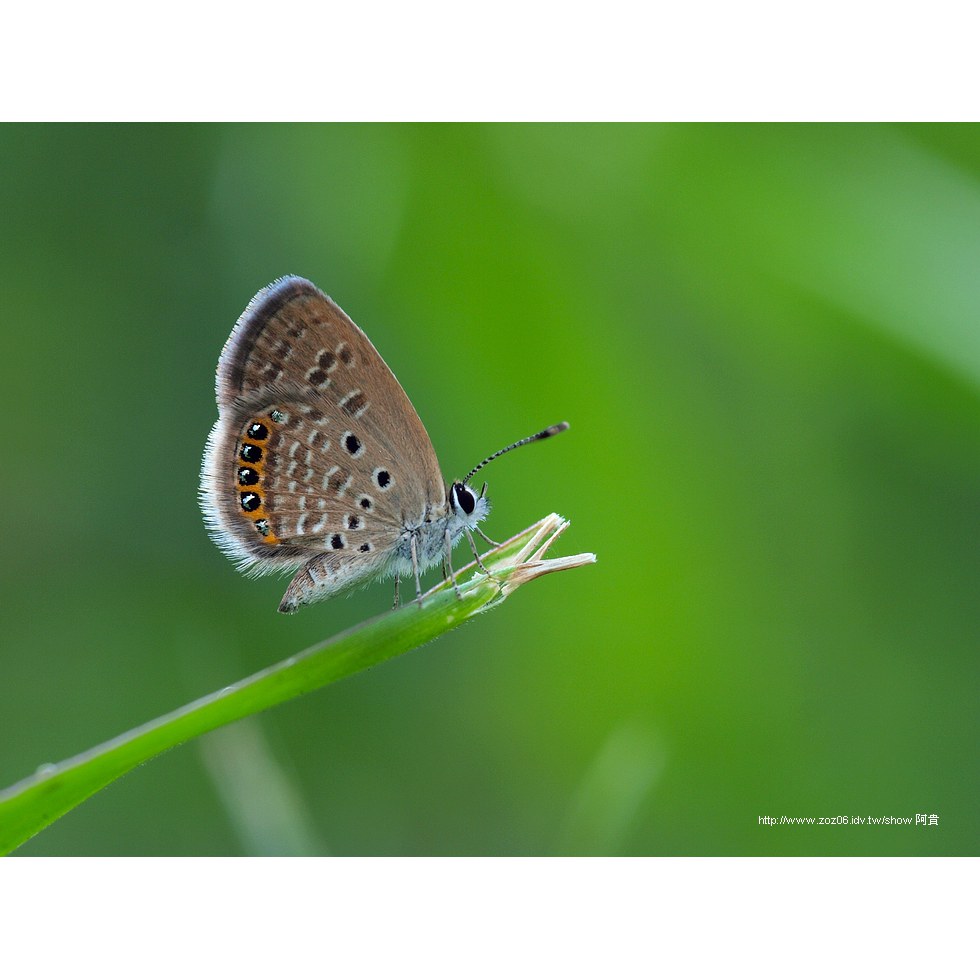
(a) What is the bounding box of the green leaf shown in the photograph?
[0,514,594,855]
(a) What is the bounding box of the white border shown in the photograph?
[1,857,973,975]
[4,3,977,121]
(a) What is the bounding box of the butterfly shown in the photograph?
[200,276,567,613]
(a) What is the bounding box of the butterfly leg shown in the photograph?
[444,528,463,599]
[474,525,501,548]
[393,574,400,609]
[465,527,501,584]
[410,533,424,605]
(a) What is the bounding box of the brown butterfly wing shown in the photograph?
[201,277,447,580]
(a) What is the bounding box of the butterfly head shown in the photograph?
[449,479,490,531]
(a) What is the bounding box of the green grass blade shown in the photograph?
[0,514,594,855]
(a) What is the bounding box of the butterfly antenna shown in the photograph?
[464,422,569,484]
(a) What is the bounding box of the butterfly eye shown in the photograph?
[452,482,476,516]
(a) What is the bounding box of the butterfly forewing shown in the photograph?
[201,277,446,580]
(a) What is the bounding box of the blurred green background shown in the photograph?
[1,124,976,856]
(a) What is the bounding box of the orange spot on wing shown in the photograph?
[237,414,280,544]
